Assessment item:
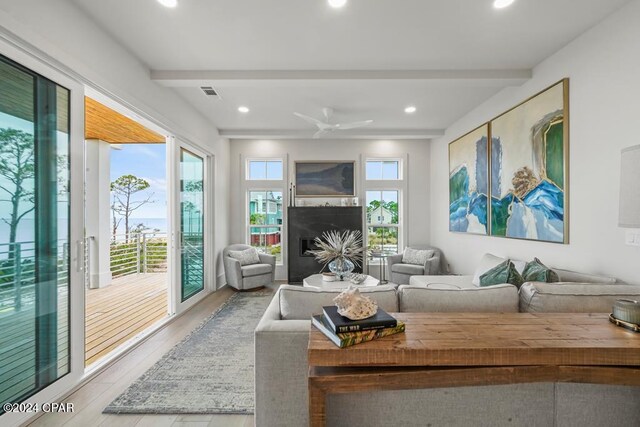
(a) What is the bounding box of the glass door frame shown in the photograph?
[0,38,85,426]
[168,137,214,315]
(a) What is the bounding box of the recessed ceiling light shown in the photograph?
[404,106,417,114]
[328,0,348,9]
[157,0,178,8]
[238,106,250,114]
[493,0,515,9]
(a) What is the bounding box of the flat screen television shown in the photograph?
[294,161,355,197]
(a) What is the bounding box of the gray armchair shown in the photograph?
[387,246,446,285]
[223,244,275,291]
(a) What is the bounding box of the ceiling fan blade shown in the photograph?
[335,120,374,130]
[293,112,327,128]
[313,129,331,139]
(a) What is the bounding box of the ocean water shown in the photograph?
[0,217,167,244]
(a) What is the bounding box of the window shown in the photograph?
[0,54,70,411]
[366,191,399,256]
[248,160,283,180]
[366,160,400,180]
[248,191,283,263]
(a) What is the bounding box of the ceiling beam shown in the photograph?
[219,129,444,140]
[151,69,531,88]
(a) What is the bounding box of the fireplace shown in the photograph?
[287,206,363,283]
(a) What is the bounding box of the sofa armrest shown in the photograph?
[223,256,242,288]
[258,253,276,282]
[424,253,442,275]
[387,253,403,266]
[255,289,313,427]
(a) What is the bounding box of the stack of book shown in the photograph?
[312,305,405,348]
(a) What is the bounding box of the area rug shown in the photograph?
[103,288,274,414]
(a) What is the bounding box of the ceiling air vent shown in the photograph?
[200,86,221,98]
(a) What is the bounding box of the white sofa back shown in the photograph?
[398,284,519,313]
[520,282,640,313]
[278,284,399,320]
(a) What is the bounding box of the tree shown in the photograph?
[110,174,154,239]
[0,128,35,260]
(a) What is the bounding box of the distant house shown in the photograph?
[367,205,394,224]
[250,193,283,246]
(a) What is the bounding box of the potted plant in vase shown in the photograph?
[307,230,365,281]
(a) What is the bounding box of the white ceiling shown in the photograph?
[70,0,630,139]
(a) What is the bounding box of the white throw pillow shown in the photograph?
[402,248,434,266]
[228,247,261,266]
[472,253,506,286]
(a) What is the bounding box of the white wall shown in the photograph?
[230,139,431,279]
[430,0,640,285]
[0,0,231,286]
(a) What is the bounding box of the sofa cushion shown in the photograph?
[391,263,425,275]
[278,284,399,320]
[472,253,506,286]
[480,260,524,288]
[228,247,261,266]
[402,248,434,266]
[552,269,618,284]
[398,284,519,313]
[522,258,559,283]
[519,282,640,313]
[241,263,272,278]
[409,275,475,289]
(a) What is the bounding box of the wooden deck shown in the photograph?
[86,273,168,366]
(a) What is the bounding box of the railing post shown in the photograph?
[136,233,141,274]
[14,243,22,311]
[142,233,147,274]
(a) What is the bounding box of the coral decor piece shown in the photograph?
[333,286,378,321]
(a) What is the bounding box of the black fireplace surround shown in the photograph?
[287,206,364,283]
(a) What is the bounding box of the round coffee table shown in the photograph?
[302,274,379,291]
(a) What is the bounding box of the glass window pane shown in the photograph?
[249,227,282,263]
[180,149,204,301]
[0,55,70,410]
[367,226,398,256]
[248,161,266,180]
[266,161,283,180]
[382,191,399,224]
[366,161,382,180]
[382,161,399,180]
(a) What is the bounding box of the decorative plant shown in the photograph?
[307,230,366,270]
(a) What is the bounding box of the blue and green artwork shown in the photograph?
[489,80,567,243]
[449,125,489,234]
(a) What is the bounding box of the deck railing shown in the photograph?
[108,231,168,278]
[0,240,68,314]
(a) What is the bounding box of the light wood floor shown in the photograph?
[86,273,168,366]
[29,285,253,427]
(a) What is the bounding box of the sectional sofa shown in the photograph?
[254,258,640,427]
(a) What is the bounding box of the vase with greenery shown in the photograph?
[307,230,365,281]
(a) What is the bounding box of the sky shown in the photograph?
[110,143,167,219]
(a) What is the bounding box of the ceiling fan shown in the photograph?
[293,107,373,138]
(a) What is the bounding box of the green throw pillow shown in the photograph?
[522,258,559,283]
[479,260,524,288]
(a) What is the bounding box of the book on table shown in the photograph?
[322,305,397,333]
[311,315,405,349]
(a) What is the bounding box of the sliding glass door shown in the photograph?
[0,54,71,411]
[176,145,209,303]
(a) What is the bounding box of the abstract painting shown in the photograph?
[449,125,489,234]
[489,79,569,243]
[295,161,355,197]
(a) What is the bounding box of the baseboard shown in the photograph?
[216,273,227,290]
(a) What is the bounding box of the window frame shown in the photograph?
[246,158,284,181]
[362,155,407,265]
[246,189,285,265]
[365,158,403,181]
